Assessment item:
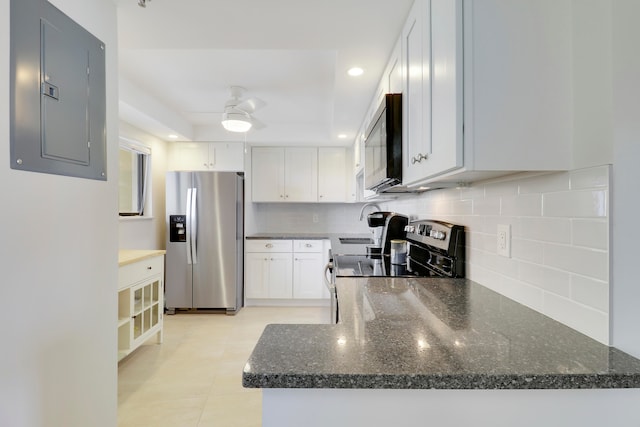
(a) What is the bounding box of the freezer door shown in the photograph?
[192,172,240,309]
[165,171,194,309]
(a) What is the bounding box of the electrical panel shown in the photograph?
[10,0,107,180]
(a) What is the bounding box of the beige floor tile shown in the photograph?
[118,306,327,427]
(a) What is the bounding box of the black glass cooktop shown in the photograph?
[333,254,437,278]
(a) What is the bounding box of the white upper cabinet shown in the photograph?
[252,147,319,202]
[285,148,318,202]
[401,0,434,185]
[400,0,572,187]
[252,147,286,201]
[318,147,347,202]
[167,142,244,172]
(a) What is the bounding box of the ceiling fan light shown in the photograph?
[221,112,252,133]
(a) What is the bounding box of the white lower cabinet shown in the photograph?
[292,240,328,299]
[245,239,329,304]
[245,252,293,299]
[118,251,165,361]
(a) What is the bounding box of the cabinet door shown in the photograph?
[252,147,285,202]
[285,148,318,202]
[386,37,403,94]
[318,147,347,202]
[427,0,463,178]
[245,253,270,298]
[168,143,210,171]
[354,132,364,173]
[402,0,433,185]
[292,252,325,299]
[267,253,293,298]
[209,142,244,171]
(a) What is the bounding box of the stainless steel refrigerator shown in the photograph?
[165,171,244,314]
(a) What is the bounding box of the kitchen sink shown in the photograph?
[339,237,374,244]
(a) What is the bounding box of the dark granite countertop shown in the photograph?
[243,277,640,390]
[246,233,375,255]
[246,233,330,240]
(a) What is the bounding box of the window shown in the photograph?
[119,138,150,216]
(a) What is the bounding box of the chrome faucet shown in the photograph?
[358,202,382,221]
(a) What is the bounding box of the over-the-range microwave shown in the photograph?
[364,93,402,192]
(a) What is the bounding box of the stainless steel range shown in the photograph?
[326,220,465,323]
[334,220,465,279]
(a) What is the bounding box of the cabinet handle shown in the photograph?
[305,243,312,248]
[280,195,284,198]
[411,153,429,164]
[147,266,152,270]
[265,243,274,248]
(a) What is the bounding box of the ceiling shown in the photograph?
[116,0,413,145]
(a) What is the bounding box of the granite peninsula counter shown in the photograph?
[243,277,640,426]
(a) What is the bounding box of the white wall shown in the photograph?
[0,0,119,425]
[118,121,169,250]
[611,0,640,357]
[383,166,611,344]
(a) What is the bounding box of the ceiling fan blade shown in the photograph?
[236,97,266,114]
[250,116,266,130]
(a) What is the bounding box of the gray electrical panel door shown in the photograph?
[10,0,107,180]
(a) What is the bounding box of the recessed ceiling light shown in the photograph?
[347,67,364,77]
[168,134,178,139]
[338,134,348,139]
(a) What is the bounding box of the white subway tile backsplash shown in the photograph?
[381,165,611,344]
[518,262,572,298]
[473,197,501,216]
[543,293,609,344]
[543,189,608,218]
[571,275,609,313]
[517,171,571,194]
[570,165,609,190]
[501,193,543,217]
[484,180,519,198]
[450,199,473,216]
[543,243,608,281]
[496,275,545,313]
[572,219,608,250]
[511,238,544,264]
[519,217,571,244]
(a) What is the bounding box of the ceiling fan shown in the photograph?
[220,86,266,133]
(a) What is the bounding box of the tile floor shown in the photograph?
[118,306,328,427]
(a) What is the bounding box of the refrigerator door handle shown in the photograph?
[186,188,193,265]
[190,187,198,264]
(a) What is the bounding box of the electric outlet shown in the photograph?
[312,213,319,223]
[497,224,511,258]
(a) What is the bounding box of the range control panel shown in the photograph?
[405,220,464,255]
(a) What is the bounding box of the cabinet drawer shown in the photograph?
[293,240,323,253]
[119,255,164,290]
[246,239,293,253]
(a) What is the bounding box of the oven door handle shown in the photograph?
[323,262,335,291]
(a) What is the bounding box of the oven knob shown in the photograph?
[430,230,446,240]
